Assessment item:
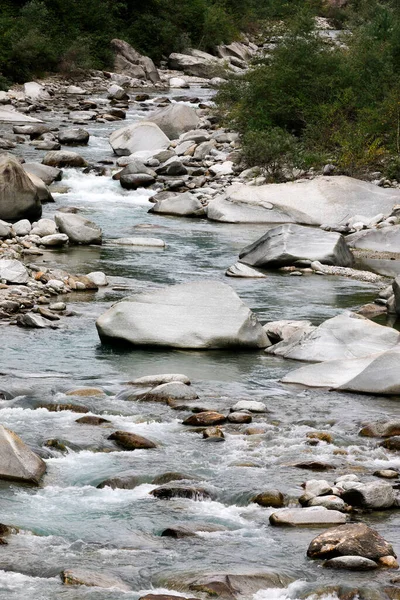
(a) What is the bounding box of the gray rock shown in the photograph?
[239,224,354,268]
[61,568,130,591]
[96,281,270,349]
[69,110,97,122]
[114,158,155,179]
[304,479,332,497]
[308,496,346,511]
[107,84,129,101]
[149,103,200,140]
[129,374,190,386]
[269,507,347,526]
[0,108,43,123]
[359,420,400,438]
[42,151,88,168]
[0,154,42,222]
[12,219,31,236]
[31,219,57,237]
[168,51,227,78]
[264,320,314,344]
[111,38,160,83]
[17,313,49,328]
[341,482,395,509]
[40,233,69,246]
[24,81,50,101]
[267,312,399,362]
[108,237,165,247]
[282,346,400,395]
[149,192,205,217]
[23,163,61,186]
[307,523,396,561]
[161,523,227,537]
[347,224,400,253]
[97,474,141,490]
[140,382,198,403]
[230,400,267,413]
[226,262,267,278]
[0,259,29,283]
[109,122,169,156]
[393,275,400,315]
[86,272,108,286]
[58,128,90,146]
[120,173,155,189]
[0,219,11,238]
[207,177,400,226]
[26,172,54,205]
[55,213,102,245]
[0,425,46,485]
[323,556,378,570]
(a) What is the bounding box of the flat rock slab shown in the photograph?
[207,176,400,226]
[0,425,46,485]
[282,346,400,395]
[129,374,190,386]
[269,507,347,526]
[0,108,43,123]
[267,312,400,362]
[239,224,354,268]
[96,280,270,349]
[347,225,400,253]
[61,568,130,591]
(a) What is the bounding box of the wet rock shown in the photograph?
[40,403,89,413]
[230,400,267,413]
[58,128,90,146]
[109,237,165,247]
[76,416,111,425]
[308,496,347,511]
[152,472,199,485]
[183,411,226,426]
[187,571,294,598]
[374,470,399,479]
[307,523,397,561]
[245,427,267,435]
[267,312,399,362]
[108,431,157,450]
[96,280,270,349]
[252,490,285,508]
[207,176,400,226]
[141,382,198,403]
[380,437,400,451]
[203,426,225,441]
[270,507,347,526]
[149,103,200,140]
[55,212,102,245]
[161,523,227,538]
[61,568,130,591]
[360,420,400,438]
[129,374,190,386]
[97,473,141,489]
[293,461,335,471]
[109,121,169,156]
[0,259,29,284]
[17,313,49,328]
[151,485,213,500]
[226,262,267,278]
[42,151,88,168]
[24,81,50,101]
[0,154,42,222]
[282,346,400,395]
[139,596,196,600]
[149,191,205,217]
[239,224,353,269]
[120,173,155,190]
[323,556,379,570]
[13,124,51,138]
[113,158,156,180]
[0,424,46,485]
[86,272,108,287]
[227,412,252,424]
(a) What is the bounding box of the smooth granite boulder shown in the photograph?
[0,154,42,222]
[282,346,400,394]
[54,213,102,245]
[267,313,400,362]
[148,103,200,140]
[0,425,46,485]
[207,177,400,226]
[347,225,400,253]
[239,224,354,268]
[149,192,205,217]
[109,121,170,156]
[96,281,270,349]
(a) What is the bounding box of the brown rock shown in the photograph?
[108,431,157,450]
[293,461,335,471]
[380,437,400,451]
[252,490,285,508]
[39,403,89,413]
[66,388,104,397]
[203,426,225,440]
[227,412,252,424]
[150,486,213,501]
[183,411,226,426]
[306,432,333,443]
[75,416,111,425]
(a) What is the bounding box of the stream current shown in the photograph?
[0,87,399,600]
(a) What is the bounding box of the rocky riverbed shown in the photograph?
[0,46,399,600]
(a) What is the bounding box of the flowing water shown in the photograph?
[0,88,399,600]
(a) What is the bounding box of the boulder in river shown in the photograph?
[23,163,62,186]
[226,262,267,278]
[148,103,200,140]
[108,431,157,450]
[186,571,294,598]
[307,523,397,563]
[97,473,141,489]
[269,507,347,526]
[282,346,400,395]
[42,151,88,168]
[252,490,285,508]
[323,556,379,570]
[161,523,227,538]
[0,154,42,222]
[109,121,170,156]
[129,374,191,386]
[151,485,213,501]
[359,420,400,438]
[207,176,400,226]
[58,128,90,146]
[54,212,102,245]
[341,482,396,509]
[0,425,46,485]
[61,568,130,591]
[183,411,226,426]
[239,224,354,268]
[168,51,228,78]
[96,281,270,349]
[267,312,400,362]
[148,192,205,217]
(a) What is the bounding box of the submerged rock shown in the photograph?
[0,425,46,485]
[151,485,213,501]
[239,224,354,268]
[97,473,141,489]
[185,571,294,598]
[252,490,285,508]
[183,411,226,426]
[0,259,29,284]
[161,523,227,538]
[267,312,399,362]
[141,382,198,403]
[149,192,205,217]
[96,281,270,349]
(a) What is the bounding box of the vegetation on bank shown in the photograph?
[216,1,400,180]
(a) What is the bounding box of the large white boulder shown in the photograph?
[24,82,50,101]
[0,259,29,283]
[267,313,400,362]
[148,192,205,217]
[0,154,42,222]
[239,224,354,268]
[54,213,102,245]
[109,121,170,156]
[148,103,200,140]
[282,346,400,395]
[207,177,400,226]
[96,281,270,349]
[0,425,46,485]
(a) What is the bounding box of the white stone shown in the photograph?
[87,272,108,286]
[109,121,170,156]
[0,259,29,283]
